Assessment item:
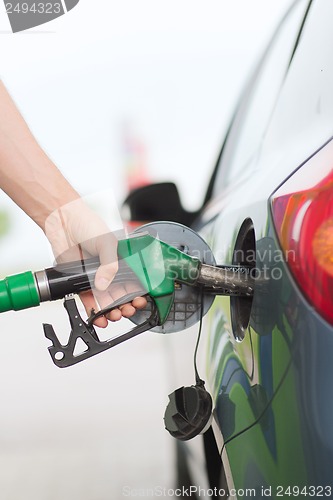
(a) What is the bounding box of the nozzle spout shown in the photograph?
[197,264,254,297]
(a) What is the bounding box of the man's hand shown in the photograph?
[45,199,147,328]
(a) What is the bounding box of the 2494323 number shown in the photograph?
[5,2,61,14]
[276,486,332,497]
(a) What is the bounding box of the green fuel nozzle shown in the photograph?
[0,233,201,317]
[0,224,253,367]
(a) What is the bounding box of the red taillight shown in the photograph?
[271,142,333,325]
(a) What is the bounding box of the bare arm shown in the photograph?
[0,81,146,325]
[0,81,79,227]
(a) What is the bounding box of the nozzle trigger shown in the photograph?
[43,295,159,368]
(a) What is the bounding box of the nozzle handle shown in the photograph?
[44,295,160,368]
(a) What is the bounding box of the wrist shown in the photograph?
[31,161,80,230]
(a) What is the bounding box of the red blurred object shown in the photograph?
[122,125,151,192]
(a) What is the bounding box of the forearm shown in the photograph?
[0,83,146,323]
[0,81,79,230]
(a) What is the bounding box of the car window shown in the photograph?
[212,0,309,196]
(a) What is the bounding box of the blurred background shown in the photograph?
[0,1,291,498]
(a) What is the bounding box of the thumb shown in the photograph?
[95,262,118,291]
[94,234,119,291]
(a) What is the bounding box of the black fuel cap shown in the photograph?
[164,385,213,441]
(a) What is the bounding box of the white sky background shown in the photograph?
[0,0,292,270]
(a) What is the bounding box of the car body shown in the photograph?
[124,0,333,496]
[192,0,333,493]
